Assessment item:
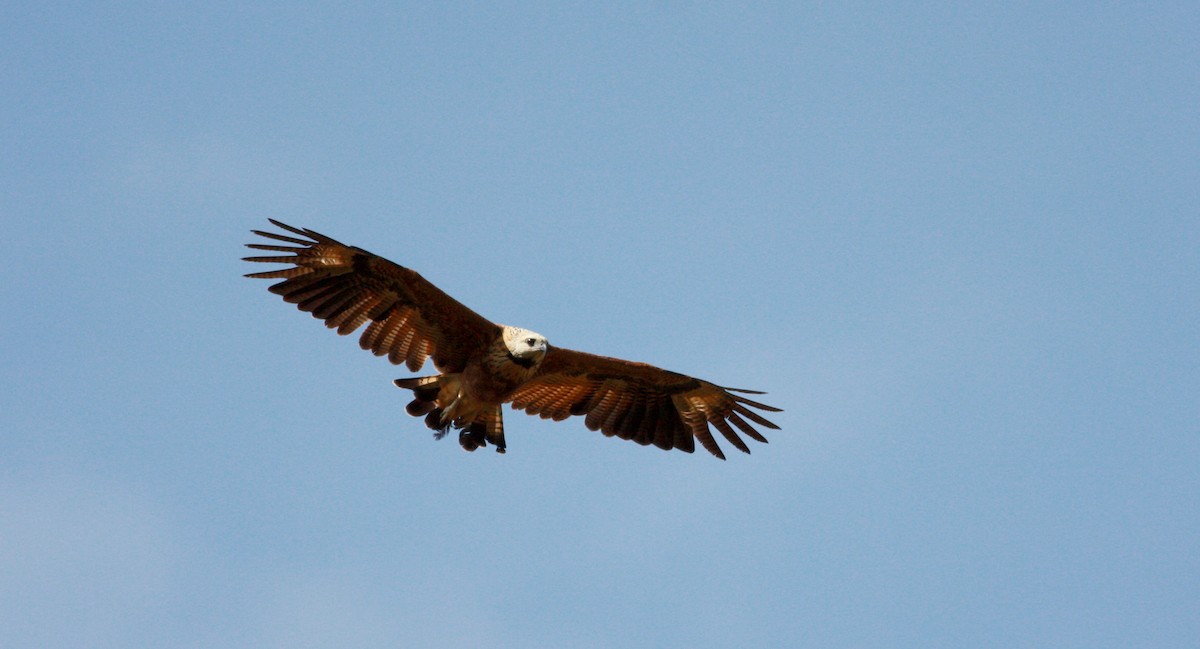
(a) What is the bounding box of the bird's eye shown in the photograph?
[526,338,536,346]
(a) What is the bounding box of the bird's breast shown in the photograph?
[464,342,540,403]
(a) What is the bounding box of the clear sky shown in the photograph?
[3,3,1197,647]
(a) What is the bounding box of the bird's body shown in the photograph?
[394,326,546,452]
[244,220,780,458]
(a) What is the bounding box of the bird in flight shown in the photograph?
[244,220,780,458]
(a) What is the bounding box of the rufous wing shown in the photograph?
[244,220,499,372]
[508,347,781,459]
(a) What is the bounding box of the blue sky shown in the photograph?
[3,3,1197,647]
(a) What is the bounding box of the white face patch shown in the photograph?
[501,326,549,361]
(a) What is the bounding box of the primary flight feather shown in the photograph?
[244,220,781,459]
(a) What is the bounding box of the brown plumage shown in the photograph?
[244,219,781,459]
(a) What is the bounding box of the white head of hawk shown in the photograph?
[501,325,548,368]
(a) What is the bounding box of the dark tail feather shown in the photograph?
[396,376,442,422]
[395,376,440,400]
[482,407,505,454]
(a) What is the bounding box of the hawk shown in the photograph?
[244,220,781,458]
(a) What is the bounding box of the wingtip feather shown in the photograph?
[731,393,783,412]
[723,386,768,395]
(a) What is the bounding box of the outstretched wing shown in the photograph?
[508,347,781,459]
[244,219,498,372]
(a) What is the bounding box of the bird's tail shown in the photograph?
[394,376,507,453]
